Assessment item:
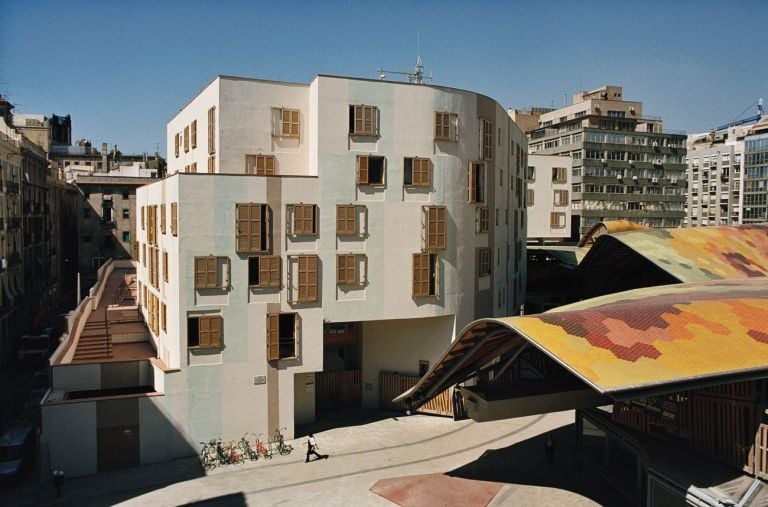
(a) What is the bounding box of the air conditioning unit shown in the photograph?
[629,160,635,165]
[601,158,607,164]
[632,175,638,181]
[652,177,659,184]
[616,174,623,180]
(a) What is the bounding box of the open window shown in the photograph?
[554,189,569,206]
[468,162,486,203]
[349,105,378,136]
[550,212,566,229]
[412,253,438,297]
[266,312,300,361]
[356,155,385,185]
[288,204,318,235]
[236,203,271,252]
[404,157,431,187]
[188,315,222,349]
[248,255,280,288]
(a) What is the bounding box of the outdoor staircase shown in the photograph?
[73,319,113,361]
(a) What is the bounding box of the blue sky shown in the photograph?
[1,1,766,156]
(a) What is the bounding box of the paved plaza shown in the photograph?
[2,409,625,506]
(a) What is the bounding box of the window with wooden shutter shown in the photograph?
[141,206,145,230]
[424,206,446,251]
[356,155,385,185]
[527,189,535,207]
[163,250,168,282]
[174,133,180,158]
[191,162,197,173]
[170,202,178,236]
[477,207,490,233]
[554,189,569,206]
[160,204,166,233]
[194,256,219,289]
[281,108,300,137]
[404,157,430,187]
[468,162,485,203]
[245,155,276,175]
[207,106,216,154]
[191,120,197,148]
[412,253,437,297]
[184,126,190,152]
[266,312,298,361]
[189,315,222,349]
[207,155,215,173]
[552,167,567,182]
[435,112,450,140]
[336,205,360,236]
[248,255,280,287]
[482,120,493,160]
[161,302,166,332]
[292,204,317,235]
[336,254,358,285]
[297,255,318,303]
[479,248,491,276]
[349,105,377,136]
[550,212,566,228]
[236,203,270,252]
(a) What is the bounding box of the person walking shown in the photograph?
[305,433,328,462]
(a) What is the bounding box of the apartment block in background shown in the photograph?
[513,85,687,238]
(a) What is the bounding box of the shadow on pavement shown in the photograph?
[446,424,627,506]
[296,407,404,437]
[182,492,247,506]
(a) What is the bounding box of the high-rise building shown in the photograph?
[513,85,687,238]
[743,117,768,224]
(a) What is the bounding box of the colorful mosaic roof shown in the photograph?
[603,224,768,282]
[398,279,768,406]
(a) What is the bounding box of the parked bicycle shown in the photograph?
[199,441,217,470]
[238,433,259,461]
[254,433,272,459]
[226,439,245,465]
[273,427,293,455]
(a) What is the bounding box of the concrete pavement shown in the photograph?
[2,409,625,506]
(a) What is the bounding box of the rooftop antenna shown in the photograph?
[377,31,433,84]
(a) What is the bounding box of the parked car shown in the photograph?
[0,424,35,484]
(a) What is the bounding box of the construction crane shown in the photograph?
[714,98,764,131]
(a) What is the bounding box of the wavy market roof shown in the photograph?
[397,278,768,408]
[581,224,768,282]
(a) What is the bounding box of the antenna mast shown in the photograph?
[377,32,433,84]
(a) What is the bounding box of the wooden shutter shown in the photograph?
[160,204,166,233]
[259,256,280,287]
[191,120,197,148]
[208,106,216,154]
[336,205,357,236]
[184,126,190,152]
[194,257,207,288]
[171,203,178,236]
[298,255,318,302]
[337,254,356,285]
[294,204,316,235]
[357,156,369,184]
[412,253,430,297]
[209,316,221,347]
[282,109,299,137]
[468,163,477,203]
[174,133,179,157]
[163,251,168,281]
[414,158,430,187]
[427,206,446,251]
[198,316,211,347]
[266,313,280,361]
[206,257,217,288]
[237,204,265,252]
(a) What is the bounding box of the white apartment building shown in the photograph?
[131,74,528,457]
[525,154,572,241]
[685,127,747,227]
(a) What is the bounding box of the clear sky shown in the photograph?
[2,1,766,156]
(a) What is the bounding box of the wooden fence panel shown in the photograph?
[315,370,361,412]
[379,372,453,417]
